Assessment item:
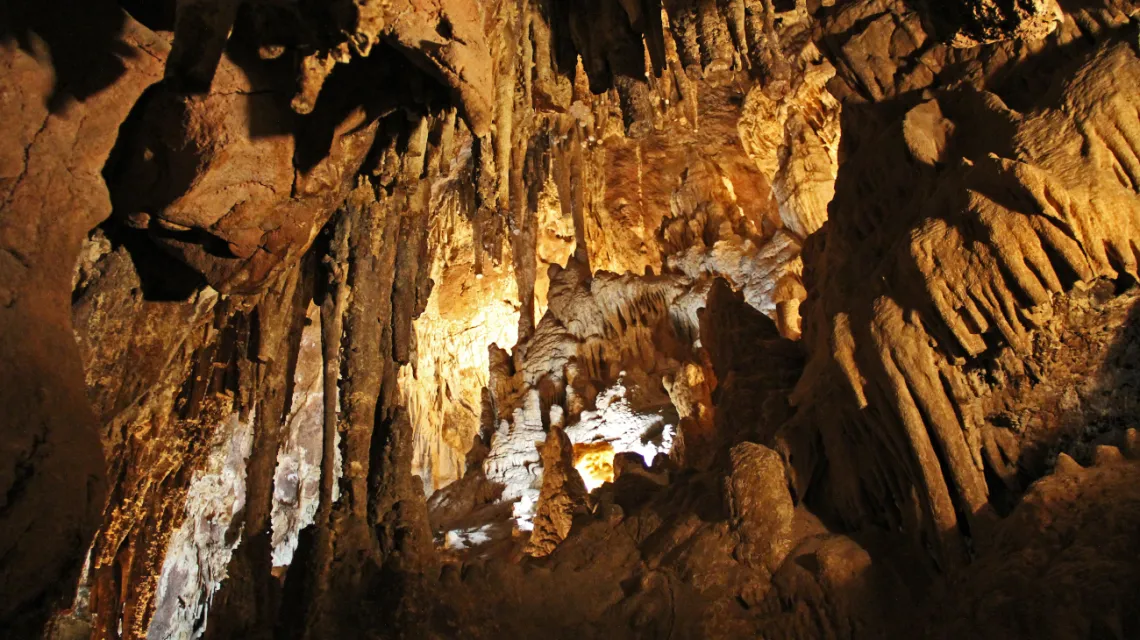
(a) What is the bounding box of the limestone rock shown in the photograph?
[935,0,1063,48]
[8,1,1140,638]
[725,443,794,572]
[783,34,1140,568]
[925,450,1140,638]
[108,55,379,293]
[524,426,588,557]
[0,5,167,631]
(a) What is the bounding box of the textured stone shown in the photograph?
[524,426,588,557]
[725,443,794,572]
[0,5,167,631]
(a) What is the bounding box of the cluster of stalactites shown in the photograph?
[782,36,1140,570]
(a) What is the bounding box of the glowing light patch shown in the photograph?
[485,380,675,531]
[564,380,675,471]
[573,442,616,491]
[443,524,496,550]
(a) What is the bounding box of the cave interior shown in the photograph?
[3,0,1140,638]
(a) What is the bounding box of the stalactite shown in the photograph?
[202,258,313,638]
[782,36,1140,568]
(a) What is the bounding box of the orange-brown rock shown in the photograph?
[0,4,167,632]
[524,426,588,557]
[6,0,1140,638]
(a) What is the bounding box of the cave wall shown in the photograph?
[0,4,168,633]
[782,0,1140,568]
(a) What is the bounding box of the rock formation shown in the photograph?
[2,0,1140,638]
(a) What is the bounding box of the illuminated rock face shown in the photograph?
[398,142,523,495]
[563,381,676,486]
[270,302,328,569]
[5,0,1140,638]
[148,411,254,640]
[784,34,1140,569]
